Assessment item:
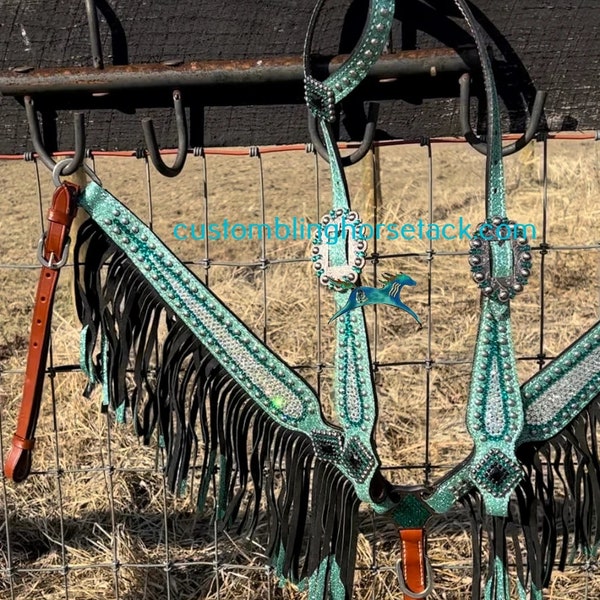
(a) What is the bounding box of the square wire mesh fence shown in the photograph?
[0,135,599,600]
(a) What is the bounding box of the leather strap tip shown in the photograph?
[4,446,34,483]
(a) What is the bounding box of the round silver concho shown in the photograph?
[311,208,367,291]
[469,216,532,302]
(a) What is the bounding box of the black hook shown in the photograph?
[24,95,86,176]
[142,89,189,178]
[84,0,104,69]
[308,102,379,167]
[459,73,547,156]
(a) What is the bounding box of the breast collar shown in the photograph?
[5,2,600,600]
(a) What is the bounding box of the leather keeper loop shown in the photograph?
[11,435,36,450]
[47,208,72,225]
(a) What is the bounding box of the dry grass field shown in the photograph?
[0,138,599,599]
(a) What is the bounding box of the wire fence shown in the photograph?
[0,133,599,600]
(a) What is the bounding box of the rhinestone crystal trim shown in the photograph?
[304,76,336,122]
[342,436,376,484]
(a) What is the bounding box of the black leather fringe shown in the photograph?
[73,219,360,598]
[465,399,600,598]
[516,399,600,586]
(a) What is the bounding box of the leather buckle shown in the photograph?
[37,233,71,269]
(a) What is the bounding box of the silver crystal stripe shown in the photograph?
[520,322,600,441]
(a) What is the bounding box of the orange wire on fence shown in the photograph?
[0,130,596,162]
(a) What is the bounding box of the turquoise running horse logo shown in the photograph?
[329,272,422,327]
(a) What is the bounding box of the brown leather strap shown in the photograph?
[4,182,79,482]
[398,528,429,598]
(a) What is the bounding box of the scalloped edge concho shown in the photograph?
[469,216,532,302]
[311,208,367,291]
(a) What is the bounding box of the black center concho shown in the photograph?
[469,216,532,303]
[472,448,524,498]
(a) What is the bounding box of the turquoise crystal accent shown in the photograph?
[392,495,431,529]
[470,448,523,501]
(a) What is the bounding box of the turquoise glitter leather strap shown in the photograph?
[451,0,525,517]
[426,318,600,515]
[320,122,380,452]
[427,0,600,525]
[303,0,395,499]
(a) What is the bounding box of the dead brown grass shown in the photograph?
[0,139,599,599]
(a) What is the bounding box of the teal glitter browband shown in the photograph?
[12,1,598,600]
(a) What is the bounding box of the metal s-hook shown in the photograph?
[459,73,547,156]
[308,102,379,167]
[141,89,189,178]
[52,157,102,188]
[24,96,86,176]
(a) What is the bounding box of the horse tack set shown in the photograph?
[4,1,600,599]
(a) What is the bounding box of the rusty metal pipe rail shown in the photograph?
[0,48,475,100]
